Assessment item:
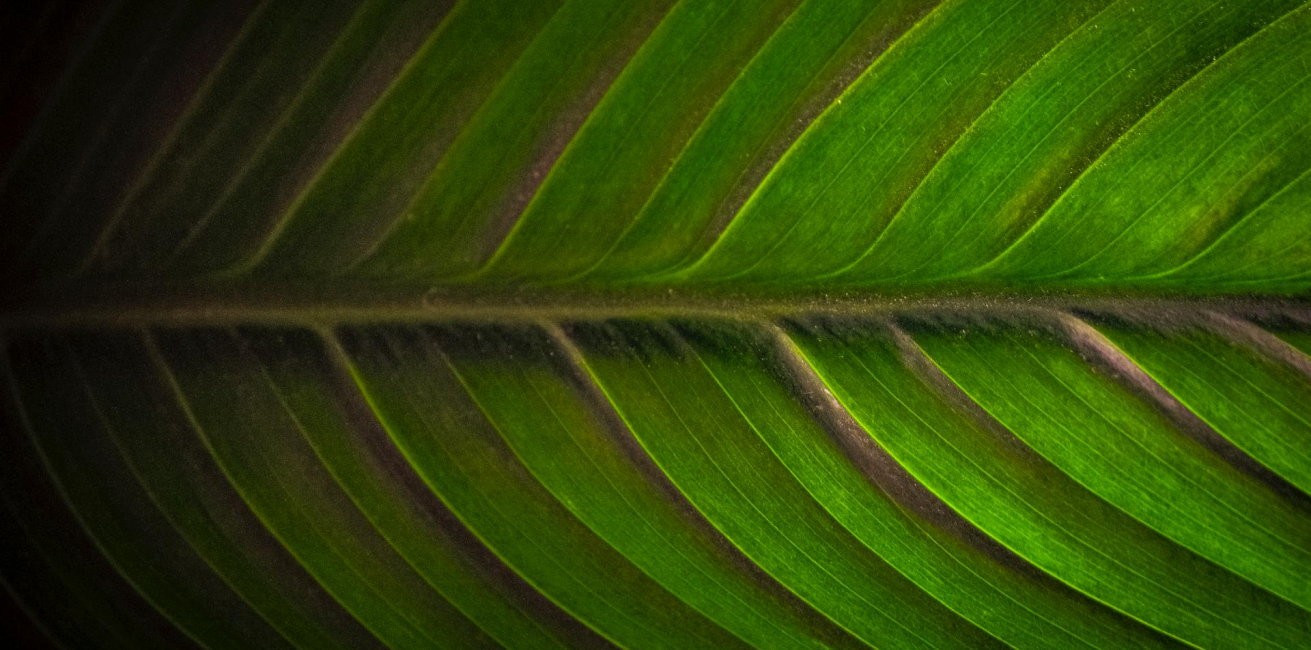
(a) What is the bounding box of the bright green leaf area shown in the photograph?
[910,321,1311,610]
[787,319,1311,650]
[427,322,860,650]
[568,319,1002,650]
[683,0,1107,282]
[586,318,1177,650]
[478,0,805,282]
[1086,317,1311,497]
[979,3,1311,288]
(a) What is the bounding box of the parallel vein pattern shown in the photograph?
[2,0,1307,294]
[4,310,1310,648]
[2,2,1310,647]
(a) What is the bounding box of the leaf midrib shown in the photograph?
[3,281,1307,331]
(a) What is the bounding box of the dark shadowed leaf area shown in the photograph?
[1,1,1309,648]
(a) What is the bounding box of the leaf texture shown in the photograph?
[4,311,1311,648]
[2,1,1311,648]
[1,0,1309,292]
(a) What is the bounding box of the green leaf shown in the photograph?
[786,317,1308,649]
[2,1,1310,648]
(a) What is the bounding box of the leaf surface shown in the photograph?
[2,1,1310,648]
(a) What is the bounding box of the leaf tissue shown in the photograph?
[1,1,1309,648]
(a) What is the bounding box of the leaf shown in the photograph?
[2,1,1310,649]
